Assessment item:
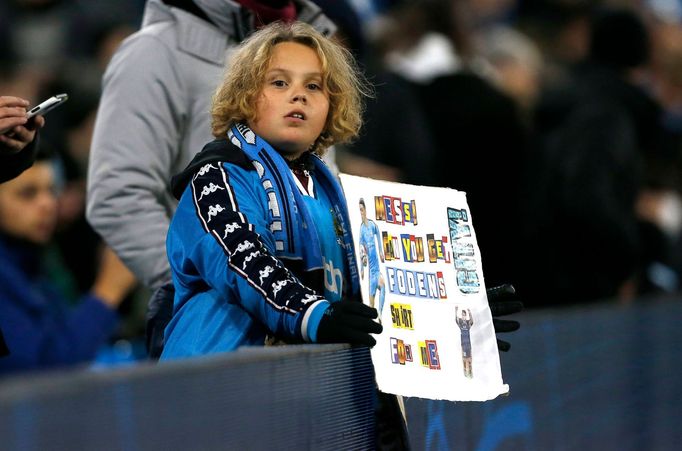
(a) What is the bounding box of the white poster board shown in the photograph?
[340,174,509,401]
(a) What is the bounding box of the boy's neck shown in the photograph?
[286,151,315,196]
[284,151,314,170]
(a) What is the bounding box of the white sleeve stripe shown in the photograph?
[191,179,210,232]
[301,299,327,342]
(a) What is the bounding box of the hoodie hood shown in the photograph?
[146,0,335,42]
[194,0,336,39]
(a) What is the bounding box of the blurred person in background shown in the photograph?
[0,149,137,374]
[85,0,339,357]
[0,0,139,299]
[521,5,676,306]
[0,94,45,357]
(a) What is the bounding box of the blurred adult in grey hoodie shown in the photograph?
[86,0,336,292]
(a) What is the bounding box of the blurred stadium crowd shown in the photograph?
[2,0,682,370]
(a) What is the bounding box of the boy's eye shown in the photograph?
[272,80,287,87]
[307,83,321,91]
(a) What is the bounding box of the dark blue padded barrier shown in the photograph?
[1,299,680,451]
[0,345,376,451]
[403,297,682,451]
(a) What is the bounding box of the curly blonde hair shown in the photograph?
[211,21,371,155]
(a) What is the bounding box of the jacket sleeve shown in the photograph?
[0,136,38,183]
[167,161,329,342]
[0,294,118,373]
[86,33,186,290]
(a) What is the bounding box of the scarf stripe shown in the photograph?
[258,149,294,253]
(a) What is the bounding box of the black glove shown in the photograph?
[487,284,523,352]
[316,300,383,347]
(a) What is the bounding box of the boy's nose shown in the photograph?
[292,93,307,103]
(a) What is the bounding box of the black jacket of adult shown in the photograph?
[0,139,37,183]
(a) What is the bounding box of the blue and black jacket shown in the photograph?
[161,133,358,359]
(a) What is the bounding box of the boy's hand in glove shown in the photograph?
[316,301,383,347]
[487,284,523,352]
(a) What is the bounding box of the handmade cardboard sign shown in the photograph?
[340,174,508,401]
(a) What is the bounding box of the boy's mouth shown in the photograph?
[286,111,306,120]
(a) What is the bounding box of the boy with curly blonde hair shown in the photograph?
[161,21,380,358]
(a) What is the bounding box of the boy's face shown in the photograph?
[0,162,57,245]
[249,41,330,159]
